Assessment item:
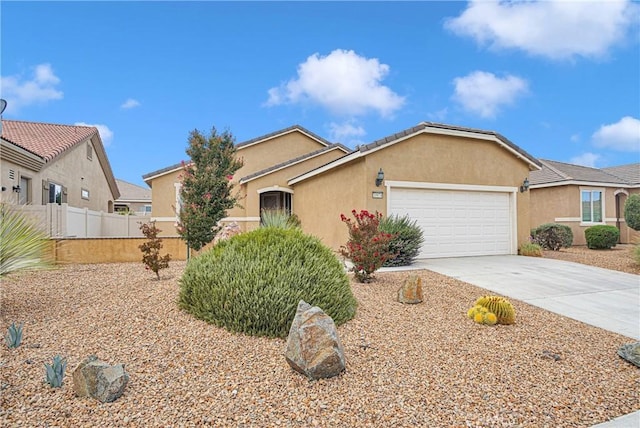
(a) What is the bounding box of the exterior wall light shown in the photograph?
[375,168,385,187]
[519,178,530,193]
[12,185,21,193]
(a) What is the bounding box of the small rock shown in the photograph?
[285,300,346,379]
[617,342,640,368]
[72,355,129,403]
[397,275,423,304]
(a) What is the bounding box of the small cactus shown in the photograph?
[484,312,498,326]
[475,295,516,325]
[44,355,67,388]
[4,322,23,348]
[473,312,484,324]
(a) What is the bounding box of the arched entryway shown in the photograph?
[258,187,293,219]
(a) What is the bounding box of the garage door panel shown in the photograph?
[390,188,512,258]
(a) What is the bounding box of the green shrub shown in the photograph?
[531,223,573,250]
[624,194,640,231]
[379,214,424,267]
[519,242,543,257]
[585,225,619,249]
[260,209,300,229]
[179,227,357,338]
[0,204,51,277]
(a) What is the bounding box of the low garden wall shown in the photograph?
[49,237,192,264]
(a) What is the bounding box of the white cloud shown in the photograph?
[328,121,366,144]
[452,71,528,118]
[0,63,63,113]
[266,49,405,117]
[445,0,639,60]
[591,116,640,152]
[570,134,581,143]
[120,98,140,109]
[427,108,448,122]
[570,152,601,168]
[75,122,114,146]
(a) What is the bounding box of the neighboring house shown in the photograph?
[0,119,120,211]
[144,122,541,259]
[115,179,152,215]
[530,160,640,245]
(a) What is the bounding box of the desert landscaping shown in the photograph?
[1,255,638,427]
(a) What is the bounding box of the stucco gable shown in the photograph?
[289,122,541,185]
[236,125,335,151]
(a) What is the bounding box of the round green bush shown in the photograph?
[531,223,573,250]
[584,225,620,249]
[178,227,357,338]
[624,194,640,231]
[379,214,425,267]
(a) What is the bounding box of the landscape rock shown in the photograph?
[72,355,129,402]
[397,274,423,304]
[617,342,640,368]
[285,300,346,379]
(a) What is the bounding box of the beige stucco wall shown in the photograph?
[0,137,115,212]
[293,133,534,251]
[530,185,637,245]
[147,131,338,237]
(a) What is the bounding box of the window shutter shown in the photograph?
[42,180,49,204]
[61,186,68,203]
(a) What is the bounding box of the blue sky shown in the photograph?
[2,1,639,187]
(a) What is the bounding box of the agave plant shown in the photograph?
[0,203,51,277]
[260,209,300,229]
[4,322,23,348]
[44,355,67,388]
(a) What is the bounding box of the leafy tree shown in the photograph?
[139,221,171,279]
[624,194,640,231]
[177,127,243,251]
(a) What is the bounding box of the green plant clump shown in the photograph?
[519,242,543,257]
[179,227,357,338]
[0,203,51,277]
[531,223,573,250]
[585,225,620,249]
[45,355,67,388]
[4,322,23,348]
[379,214,425,267]
[260,209,300,229]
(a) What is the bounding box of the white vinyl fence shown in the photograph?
[16,203,151,238]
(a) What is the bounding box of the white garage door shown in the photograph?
[389,187,513,258]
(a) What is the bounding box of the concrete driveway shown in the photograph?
[382,255,640,428]
[398,255,639,339]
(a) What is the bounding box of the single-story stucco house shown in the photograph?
[530,160,640,245]
[143,122,542,258]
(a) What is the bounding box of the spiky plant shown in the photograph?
[4,322,23,348]
[44,355,67,388]
[484,312,498,326]
[0,204,51,277]
[260,209,300,229]
[475,296,516,325]
[473,312,485,324]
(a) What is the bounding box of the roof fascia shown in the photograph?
[530,180,632,189]
[237,127,330,151]
[0,138,45,171]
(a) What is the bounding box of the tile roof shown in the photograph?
[530,160,630,186]
[115,179,151,201]
[239,144,350,184]
[1,119,98,162]
[602,163,640,185]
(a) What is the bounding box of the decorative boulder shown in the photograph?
[73,355,129,403]
[617,342,640,368]
[397,275,423,304]
[285,300,346,379]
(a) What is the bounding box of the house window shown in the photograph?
[581,190,603,223]
[87,143,93,160]
[18,176,31,205]
[142,205,152,215]
[81,188,90,200]
[49,182,63,204]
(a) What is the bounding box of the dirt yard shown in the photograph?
[542,243,639,275]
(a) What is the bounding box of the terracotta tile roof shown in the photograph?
[531,160,630,186]
[602,163,640,185]
[115,179,151,202]
[1,119,97,162]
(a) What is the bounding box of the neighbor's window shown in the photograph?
[81,188,90,200]
[581,190,603,223]
[142,205,152,214]
[49,183,63,205]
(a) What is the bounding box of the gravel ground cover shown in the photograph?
[542,244,639,275]
[1,262,638,427]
